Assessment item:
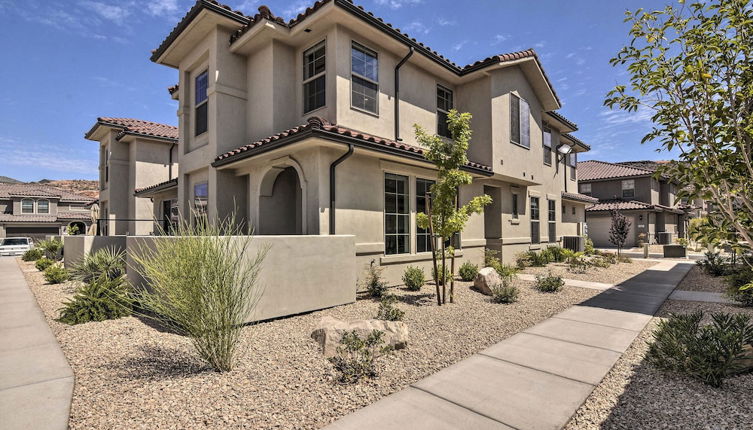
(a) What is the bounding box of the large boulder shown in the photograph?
[311,316,408,357]
[474,267,501,295]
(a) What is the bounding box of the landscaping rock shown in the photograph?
[311,316,408,357]
[474,267,501,296]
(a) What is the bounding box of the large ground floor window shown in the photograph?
[548,199,556,243]
[385,173,409,255]
[531,196,540,244]
[415,178,434,253]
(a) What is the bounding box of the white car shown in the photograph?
[0,237,33,256]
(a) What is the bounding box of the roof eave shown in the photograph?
[116,131,178,144]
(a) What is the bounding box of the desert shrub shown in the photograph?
[37,238,63,260]
[647,311,753,387]
[490,281,519,304]
[401,266,424,291]
[485,248,502,267]
[677,237,689,247]
[529,251,549,267]
[535,272,564,293]
[363,262,388,298]
[543,246,567,263]
[600,252,618,265]
[697,251,729,276]
[618,255,633,263]
[329,330,392,384]
[376,294,405,321]
[70,247,126,283]
[726,268,753,307]
[22,248,43,262]
[494,263,519,281]
[566,252,589,273]
[131,214,267,372]
[57,276,133,325]
[458,261,479,281]
[35,257,54,271]
[433,264,451,286]
[590,255,612,268]
[43,264,69,284]
[584,237,595,255]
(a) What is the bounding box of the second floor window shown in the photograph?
[543,128,552,165]
[351,42,378,114]
[437,85,453,138]
[21,199,34,214]
[530,196,540,244]
[580,183,591,195]
[304,41,326,113]
[510,94,530,148]
[37,200,49,214]
[622,179,635,198]
[195,70,208,136]
[568,153,577,180]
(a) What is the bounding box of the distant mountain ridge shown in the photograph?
[0,176,21,184]
[0,177,99,199]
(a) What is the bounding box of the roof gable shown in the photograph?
[85,117,178,142]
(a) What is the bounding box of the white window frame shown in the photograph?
[21,198,34,214]
[350,41,379,115]
[37,199,49,214]
[303,40,327,114]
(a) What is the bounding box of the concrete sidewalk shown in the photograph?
[0,258,73,430]
[325,261,693,430]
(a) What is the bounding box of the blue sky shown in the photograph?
[0,0,674,182]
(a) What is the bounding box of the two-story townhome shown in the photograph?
[117,0,594,282]
[84,117,179,236]
[578,160,686,248]
[0,184,94,240]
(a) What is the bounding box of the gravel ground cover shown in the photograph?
[521,259,657,285]
[675,265,728,293]
[18,258,600,430]
[566,299,753,430]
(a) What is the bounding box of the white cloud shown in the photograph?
[373,0,422,9]
[565,52,576,59]
[0,138,97,176]
[146,0,179,17]
[599,106,654,126]
[234,0,260,14]
[403,20,430,35]
[436,17,455,26]
[282,0,309,18]
[491,33,511,46]
[452,40,468,51]
[534,40,545,48]
[79,1,132,25]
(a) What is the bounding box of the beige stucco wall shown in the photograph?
[63,235,127,269]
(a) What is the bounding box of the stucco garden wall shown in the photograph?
[63,235,128,269]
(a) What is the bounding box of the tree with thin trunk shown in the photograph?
[609,210,631,257]
[605,0,753,258]
[416,109,492,305]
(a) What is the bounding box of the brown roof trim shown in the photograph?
[561,133,590,151]
[85,117,178,142]
[212,117,493,175]
[545,111,578,131]
[561,191,598,204]
[134,178,178,197]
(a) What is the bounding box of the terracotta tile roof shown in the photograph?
[586,199,655,212]
[0,184,94,202]
[57,211,92,221]
[134,178,178,197]
[577,160,652,181]
[90,117,178,141]
[616,160,672,172]
[561,191,598,204]
[213,117,493,174]
[0,214,57,223]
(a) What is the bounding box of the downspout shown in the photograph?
[168,142,176,180]
[329,144,354,235]
[394,47,414,141]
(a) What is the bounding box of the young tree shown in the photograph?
[416,110,492,305]
[609,210,631,257]
[605,0,753,257]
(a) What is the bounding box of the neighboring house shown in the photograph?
[98,0,595,281]
[84,117,179,236]
[0,184,94,240]
[578,160,686,248]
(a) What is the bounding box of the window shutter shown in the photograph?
[519,98,530,148]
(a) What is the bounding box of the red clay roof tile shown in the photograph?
[577,160,653,181]
[94,117,178,141]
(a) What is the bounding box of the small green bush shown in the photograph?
[376,294,405,321]
[329,330,392,384]
[697,252,729,276]
[647,311,753,387]
[70,247,126,283]
[600,251,618,265]
[363,263,388,298]
[433,264,451,286]
[584,237,595,255]
[22,248,43,262]
[458,261,479,281]
[490,282,519,304]
[529,251,549,267]
[37,238,63,260]
[57,276,133,325]
[618,255,633,263]
[494,263,519,281]
[542,246,567,263]
[726,268,753,307]
[485,248,502,267]
[535,272,564,293]
[566,252,588,273]
[35,257,55,271]
[590,255,612,268]
[43,264,69,284]
[401,266,425,291]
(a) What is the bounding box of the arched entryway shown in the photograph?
[67,221,86,235]
[258,166,303,235]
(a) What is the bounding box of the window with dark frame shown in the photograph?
[530,196,540,244]
[351,42,378,114]
[21,199,34,214]
[510,94,530,148]
[195,70,208,136]
[37,200,49,214]
[543,128,552,165]
[416,178,434,253]
[104,145,109,184]
[622,179,635,198]
[437,85,453,138]
[385,173,409,255]
[580,183,592,195]
[568,152,577,179]
[548,199,556,243]
[303,41,326,113]
[193,182,208,215]
[512,193,519,219]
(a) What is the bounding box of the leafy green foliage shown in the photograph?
[35,257,54,271]
[329,330,392,384]
[131,213,267,372]
[566,252,589,273]
[43,264,69,284]
[490,282,519,304]
[647,311,753,387]
[432,263,452,286]
[609,210,631,256]
[401,266,425,291]
[376,294,405,321]
[584,237,595,255]
[70,247,126,283]
[697,251,729,276]
[534,272,564,293]
[458,261,479,282]
[726,267,753,307]
[22,248,43,262]
[541,246,567,263]
[57,276,133,325]
[516,250,547,268]
[37,238,63,261]
[363,263,388,298]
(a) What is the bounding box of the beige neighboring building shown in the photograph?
[109,0,595,282]
[85,117,179,236]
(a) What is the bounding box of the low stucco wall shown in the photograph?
[63,235,127,269]
[126,235,356,322]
